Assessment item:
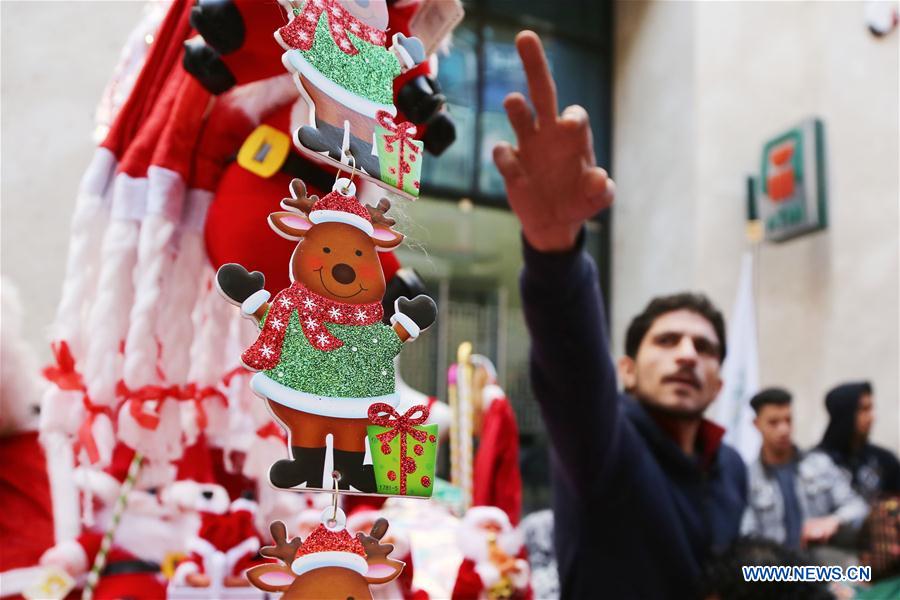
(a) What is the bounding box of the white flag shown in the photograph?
[711,252,761,463]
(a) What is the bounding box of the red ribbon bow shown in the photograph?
[368,403,430,495]
[116,381,180,430]
[376,111,420,191]
[176,383,226,432]
[42,340,85,392]
[76,396,112,465]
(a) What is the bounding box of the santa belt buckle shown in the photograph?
[237,124,291,178]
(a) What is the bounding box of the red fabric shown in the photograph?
[209,447,255,500]
[217,0,287,86]
[387,0,420,37]
[452,555,532,600]
[472,397,522,525]
[198,510,258,554]
[0,432,55,571]
[697,419,726,471]
[101,0,193,157]
[151,76,212,178]
[75,532,168,599]
[190,97,257,191]
[176,436,216,483]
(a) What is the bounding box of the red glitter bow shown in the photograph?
[116,380,180,430]
[278,0,386,56]
[376,111,421,192]
[243,282,383,371]
[368,403,430,495]
[42,340,85,392]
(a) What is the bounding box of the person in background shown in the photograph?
[742,388,869,550]
[818,382,900,502]
[493,30,746,598]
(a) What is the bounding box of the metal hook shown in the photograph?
[331,473,339,521]
[337,150,357,195]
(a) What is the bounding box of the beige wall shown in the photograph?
[613,1,899,452]
[1,1,146,362]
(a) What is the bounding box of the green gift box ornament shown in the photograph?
[375,111,424,197]
[367,403,438,497]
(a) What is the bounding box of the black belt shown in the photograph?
[102,559,161,576]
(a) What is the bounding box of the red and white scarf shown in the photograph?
[242,282,383,371]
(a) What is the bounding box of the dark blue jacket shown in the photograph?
[520,235,747,598]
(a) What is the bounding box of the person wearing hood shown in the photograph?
[819,382,900,502]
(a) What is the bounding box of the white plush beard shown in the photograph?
[457,528,523,563]
[112,510,199,564]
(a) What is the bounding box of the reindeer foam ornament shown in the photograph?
[216,178,437,496]
[275,0,428,199]
[247,514,405,599]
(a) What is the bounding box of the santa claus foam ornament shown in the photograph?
[246,510,406,599]
[216,177,438,497]
[275,0,427,199]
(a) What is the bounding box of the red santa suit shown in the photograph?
[452,507,531,600]
[172,498,264,587]
[472,378,523,525]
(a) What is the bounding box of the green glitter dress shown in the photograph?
[250,311,403,419]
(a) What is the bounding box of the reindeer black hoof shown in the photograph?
[269,447,325,489]
[216,263,265,306]
[395,295,438,331]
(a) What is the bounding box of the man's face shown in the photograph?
[753,403,793,454]
[856,393,874,439]
[618,309,723,418]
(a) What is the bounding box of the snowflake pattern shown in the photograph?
[356,310,368,322]
[271,318,283,330]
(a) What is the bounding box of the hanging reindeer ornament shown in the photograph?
[247,515,405,599]
[216,178,438,496]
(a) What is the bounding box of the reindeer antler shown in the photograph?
[357,517,395,560]
[260,521,303,566]
[367,198,396,228]
[281,178,318,214]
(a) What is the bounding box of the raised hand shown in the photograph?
[493,31,615,252]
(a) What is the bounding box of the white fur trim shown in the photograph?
[41,432,80,543]
[80,147,117,197]
[283,50,396,119]
[464,506,511,530]
[474,562,501,587]
[309,209,374,236]
[252,373,398,418]
[39,539,88,575]
[481,384,505,412]
[291,551,368,577]
[109,172,149,221]
[230,498,258,514]
[509,559,530,589]
[187,536,219,560]
[181,189,213,233]
[242,290,270,315]
[145,166,186,221]
[390,312,419,340]
[0,566,53,596]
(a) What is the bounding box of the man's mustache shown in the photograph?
[661,370,701,390]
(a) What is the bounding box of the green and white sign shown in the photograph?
[756,118,828,242]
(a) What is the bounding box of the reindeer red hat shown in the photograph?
[308,185,375,236]
[291,524,368,577]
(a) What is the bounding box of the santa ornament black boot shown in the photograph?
[333,449,376,493]
[269,446,326,489]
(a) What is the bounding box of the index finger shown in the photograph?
[516,30,558,126]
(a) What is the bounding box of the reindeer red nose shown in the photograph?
[331,263,356,284]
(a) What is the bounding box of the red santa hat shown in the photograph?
[308,181,374,236]
[291,524,369,577]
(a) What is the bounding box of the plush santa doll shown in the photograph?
[170,495,265,591]
[38,442,203,599]
[469,356,522,526]
[0,277,80,598]
[452,507,531,600]
[347,508,428,600]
